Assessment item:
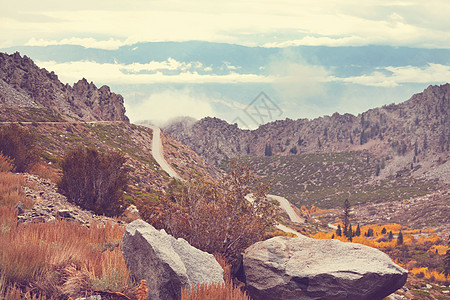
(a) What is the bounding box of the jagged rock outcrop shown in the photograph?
[243,236,408,300]
[0,52,129,122]
[122,220,224,300]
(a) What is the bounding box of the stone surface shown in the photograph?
[243,236,408,300]
[122,219,224,300]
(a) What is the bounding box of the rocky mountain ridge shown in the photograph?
[165,84,449,183]
[0,52,128,122]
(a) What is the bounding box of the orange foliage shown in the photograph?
[300,206,309,214]
[410,267,449,282]
[428,244,450,255]
[270,230,297,238]
[313,223,414,250]
[136,280,149,300]
[416,234,442,245]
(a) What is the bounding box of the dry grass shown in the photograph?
[181,282,250,300]
[0,153,14,172]
[214,254,231,283]
[181,255,248,300]
[0,208,133,298]
[29,163,61,183]
[0,172,33,208]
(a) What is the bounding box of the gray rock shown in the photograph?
[122,219,224,300]
[243,236,408,300]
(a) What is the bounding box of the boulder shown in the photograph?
[243,236,408,300]
[122,220,224,300]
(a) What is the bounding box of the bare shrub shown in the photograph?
[146,161,276,265]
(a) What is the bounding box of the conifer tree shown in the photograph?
[381,227,387,234]
[336,224,342,236]
[397,231,404,245]
[388,231,393,240]
[342,199,351,236]
[355,224,361,236]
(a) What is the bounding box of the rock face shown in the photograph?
[122,220,224,300]
[243,236,408,300]
[0,52,129,122]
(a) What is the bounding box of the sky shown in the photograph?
[1,1,450,128]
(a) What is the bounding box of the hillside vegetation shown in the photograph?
[239,151,438,209]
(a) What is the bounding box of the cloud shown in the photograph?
[2,1,450,48]
[268,50,330,100]
[332,63,450,87]
[264,36,368,48]
[35,60,274,85]
[25,37,129,50]
[124,89,216,125]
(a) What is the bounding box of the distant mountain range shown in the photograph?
[165,84,449,184]
[2,42,450,127]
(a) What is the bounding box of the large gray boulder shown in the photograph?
[243,236,408,300]
[122,220,224,300]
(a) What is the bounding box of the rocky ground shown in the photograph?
[18,174,119,226]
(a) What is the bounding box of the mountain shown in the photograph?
[0,52,217,195]
[165,84,449,176]
[0,52,128,122]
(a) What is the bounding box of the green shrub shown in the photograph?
[0,124,38,172]
[58,147,128,216]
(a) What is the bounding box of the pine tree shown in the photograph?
[388,231,393,241]
[347,223,353,239]
[331,234,335,239]
[355,224,361,236]
[445,250,450,277]
[342,199,351,235]
[381,227,387,234]
[336,224,342,236]
[264,144,272,156]
[397,231,404,245]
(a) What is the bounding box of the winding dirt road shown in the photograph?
[149,125,184,181]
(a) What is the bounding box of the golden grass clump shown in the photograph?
[0,214,133,298]
[0,153,14,172]
[0,172,32,208]
[181,282,250,300]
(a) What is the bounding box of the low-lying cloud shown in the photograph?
[332,63,450,87]
[124,89,216,125]
[35,60,273,85]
